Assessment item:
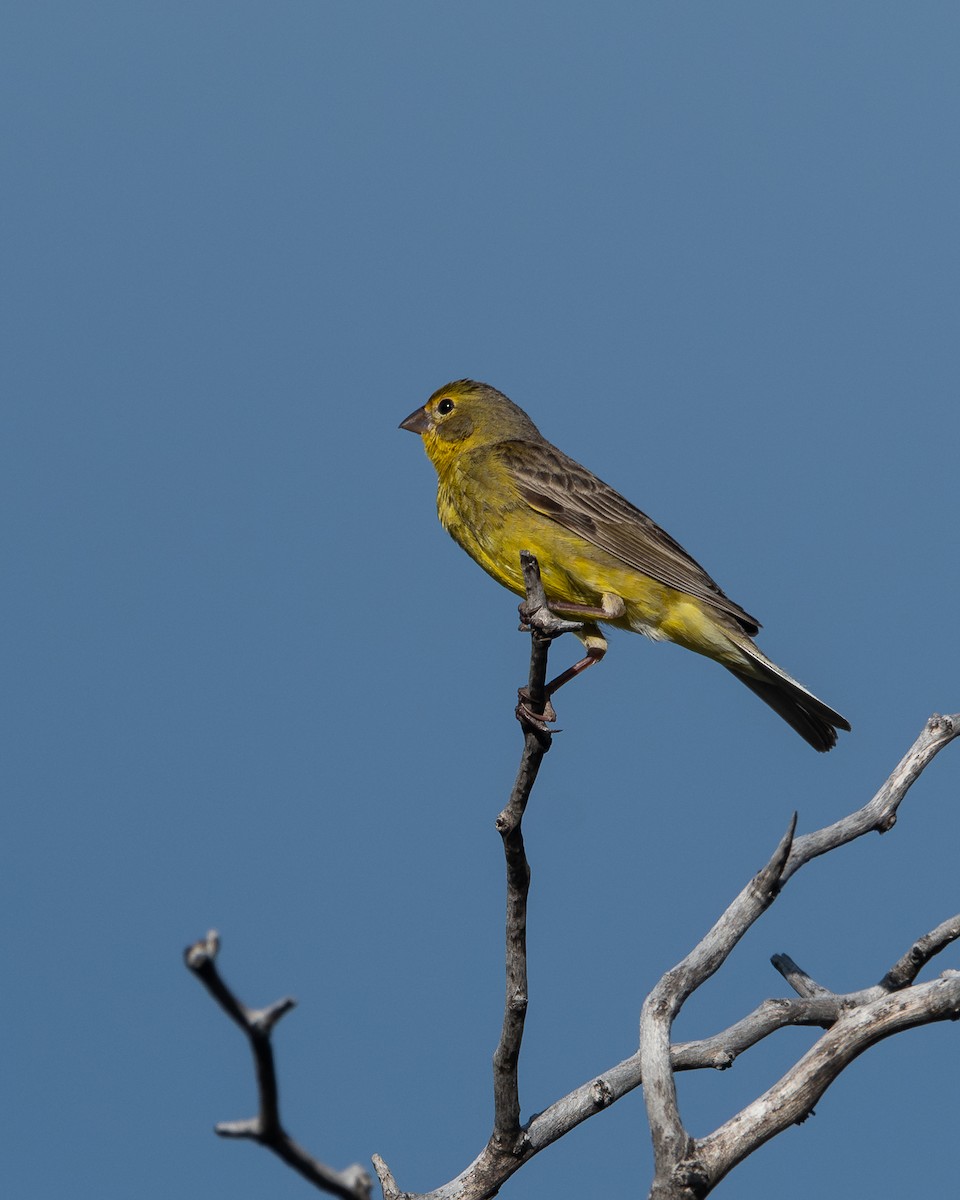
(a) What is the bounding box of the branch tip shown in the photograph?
[342,1165,375,1200]
[517,550,582,639]
[371,1153,401,1200]
[251,996,297,1033]
[755,815,796,899]
[216,1117,261,1139]
[184,929,220,969]
[771,953,833,999]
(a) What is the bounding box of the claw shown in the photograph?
[516,687,560,735]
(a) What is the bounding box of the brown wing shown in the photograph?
[496,439,761,635]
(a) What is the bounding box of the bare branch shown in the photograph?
[441,903,960,1200]
[185,705,960,1200]
[781,713,960,883]
[697,973,960,1189]
[640,816,796,1196]
[628,714,960,1197]
[771,953,835,998]
[517,550,583,648]
[491,553,555,1148]
[878,913,960,992]
[671,995,841,1067]
[491,774,532,1147]
[183,932,372,1200]
[371,1154,402,1200]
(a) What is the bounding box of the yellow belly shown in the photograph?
[437,477,744,668]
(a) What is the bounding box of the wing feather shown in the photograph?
[496,439,760,635]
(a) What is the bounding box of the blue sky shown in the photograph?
[4,4,959,1197]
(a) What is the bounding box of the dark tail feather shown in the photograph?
[727,665,851,753]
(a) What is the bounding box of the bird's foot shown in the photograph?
[516,687,559,735]
[518,600,583,642]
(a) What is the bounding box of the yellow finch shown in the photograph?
[400,380,850,751]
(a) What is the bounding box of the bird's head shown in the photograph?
[400,380,541,471]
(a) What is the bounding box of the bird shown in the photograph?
[399,379,850,751]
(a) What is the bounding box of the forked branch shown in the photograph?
[183,931,372,1200]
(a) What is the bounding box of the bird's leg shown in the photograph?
[543,637,607,697]
[515,556,623,731]
[518,590,624,639]
[544,592,626,624]
[534,593,621,704]
[517,609,614,731]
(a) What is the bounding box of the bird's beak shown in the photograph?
[399,406,431,434]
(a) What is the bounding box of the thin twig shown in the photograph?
[771,911,960,1010]
[782,713,960,883]
[490,553,557,1150]
[878,913,960,992]
[771,953,835,998]
[372,1153,402,1200]
[183,932,372,1200]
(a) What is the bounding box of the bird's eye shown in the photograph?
[437,397,455,415]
